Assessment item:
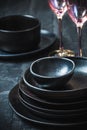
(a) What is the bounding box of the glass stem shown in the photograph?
[58,18,63,51]
[77,27,82,57]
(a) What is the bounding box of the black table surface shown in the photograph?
[0,0,87,130]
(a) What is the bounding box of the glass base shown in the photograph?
[49,49,75,57]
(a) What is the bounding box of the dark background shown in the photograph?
[0,0,87,55]
[0,1,87,130]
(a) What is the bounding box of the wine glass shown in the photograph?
[48,0,75,57]
[68,4,87,57]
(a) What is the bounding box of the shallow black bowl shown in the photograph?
[0,15,40,53]
[30,57,75,89]
[23,57,87,101]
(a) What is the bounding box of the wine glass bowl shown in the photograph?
[48,0,68,19]
[48,0,75,57]
[68,5,87,28]
[68,4,87,57]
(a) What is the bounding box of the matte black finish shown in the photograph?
[29,57,75,89]
[18,89,87,120]
[0,15,40,53]
[19,79,87,110]
[23,57,87,100]
[0,30,56,59]
[1,0,87,130]
[9,85,87,128]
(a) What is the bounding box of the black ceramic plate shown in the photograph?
[19,79,87,110]
[0,30,56,59]
[8,85,87,128]
[18,87,87,118]
[18,90,87,121]
[23,57,87,101]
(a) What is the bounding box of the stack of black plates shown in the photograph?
[9,57,87,128]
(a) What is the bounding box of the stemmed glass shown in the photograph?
[68,4,87,57]
[48,0,75,57]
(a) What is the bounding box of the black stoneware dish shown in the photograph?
[23,57,87,101]
[30,57,75,89]
[0,15,40,53]
[19,79,87,110]
[8,85,87,128]
[0,30,57,59]
[18,88,87,120]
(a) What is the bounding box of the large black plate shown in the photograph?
[8,85,87,128]
[18,90,87,120]
[0,30,56,59]
[18,87,87,117]
[19,79,87,110]
[23,57,87,101]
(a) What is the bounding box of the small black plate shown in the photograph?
[0,30,56,59]
[9,85,87,128]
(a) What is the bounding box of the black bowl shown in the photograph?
[0,15,40,53]
[23,57,87,101]
[30,57,75,89]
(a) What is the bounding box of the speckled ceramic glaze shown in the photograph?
[29,57,75,89]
